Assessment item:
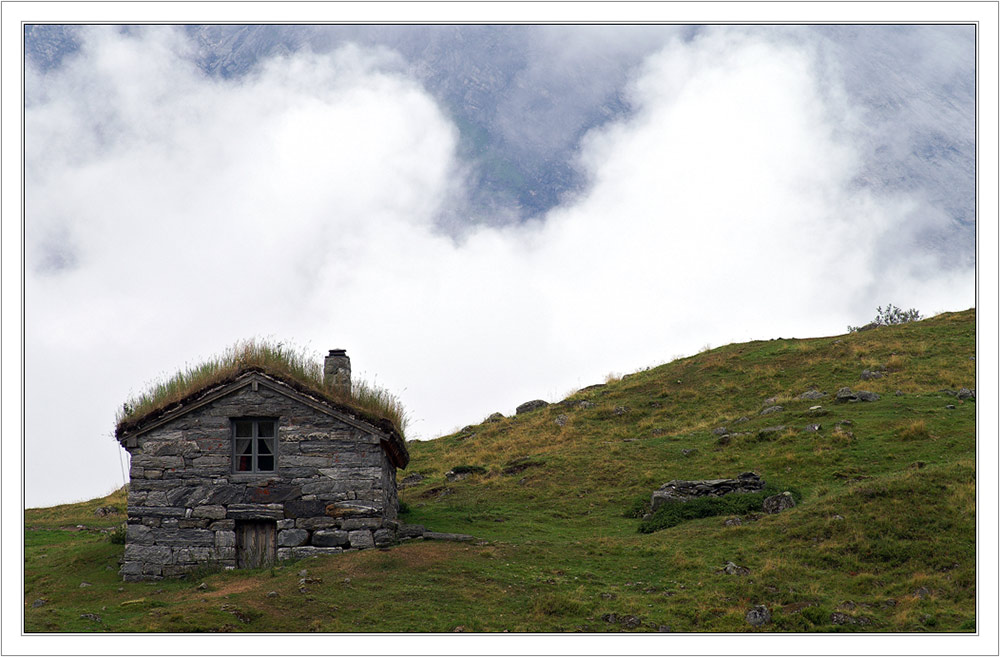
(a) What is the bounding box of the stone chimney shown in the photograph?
[324,349,351,396]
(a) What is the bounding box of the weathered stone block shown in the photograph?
[281,455,334,468]
[312,529,348,547]
[173,547,213,563]
[209,519,235,530]
[340,518,382,531]
[373,528,396,547]
[141,517,160,527]
[144,491,169,506]
[161,518,179,529]
[296,516,339,530]
[120,561,143,576]
[348,530,374,549]
[191,455,230,469]
[129,465,144,479]
[128,505,186,518]
[144,469,163,479]
[124,544,172,564]
[131,455,184,469]
[215,531,236,548]
[276,519,296,530]
[283,498,327,518]
[278,529,310,547]
[291,546,343,559]
[248,483,301,504]
[276,548,293,561]
[177,518,210,529]
[141,563,164,577]
[226,504,284,520]
[215,547,236,560]
[126,524,154,545]
[154,529,216,547]
[192,505,227,519]
[206,485,246,505]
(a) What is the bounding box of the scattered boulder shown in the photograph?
[945,404,956,410]
[760,405,783,416]
[915,586,931,599]
[799,390,826,400]
[485,412,505,423]
[79,613,102,623]
[515,400,549,415]
[719,561,750,576]
[93,506,121,517]
[762,491,796,514]
[803,424,822,433]
[763,397,778,406]
[757,426,787,439]
[651,472,764,510]
[733,416,750,424]
[79,582,92,588]
[554,414,568,427]
[895,390,904,396]
[614,405,629,416]
[31,598,46,608]
[576,400,595,410]
[831,612,873,626]
[957,388,975,400]
[723,517,742,527]
[745,605,771,627]
[860,369,886,381]
[836,387,880,403]
[399,473,425,488]
[445,465,487,482]
[712,427,729,436]
[680,448,698,457]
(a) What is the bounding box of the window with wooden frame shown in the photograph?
[232,418,277,473]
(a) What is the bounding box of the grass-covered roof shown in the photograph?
[114,340,409,445]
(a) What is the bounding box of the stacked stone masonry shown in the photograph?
[120,378,401,581]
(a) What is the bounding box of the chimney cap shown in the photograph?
[328,349,347,357]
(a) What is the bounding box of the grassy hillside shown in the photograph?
[24,309,976,632]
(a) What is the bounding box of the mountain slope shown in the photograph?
[24,309,976,632]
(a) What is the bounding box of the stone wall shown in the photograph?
[122,383,399,581]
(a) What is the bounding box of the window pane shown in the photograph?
[235,420,253,438]
[257,421,275,438]
[257,455,274,471]
[236,438,252,455]
[237,455,253,471]
[257,438,273,456]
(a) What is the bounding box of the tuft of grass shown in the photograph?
[898,420,931,441]
[116,338,408,437]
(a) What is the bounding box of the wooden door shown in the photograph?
[236,520,276,569]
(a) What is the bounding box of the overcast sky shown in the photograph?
[21,24,978,508]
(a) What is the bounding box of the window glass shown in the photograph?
[257,421,275,438]
[236,438,253,455]
[257,455,274,471]
[235,420,253,438]
[257,439,272,455]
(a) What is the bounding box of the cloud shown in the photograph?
[24,26,974,507]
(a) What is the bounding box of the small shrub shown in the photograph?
[637,485,803,534]
[449,465,487,475]
[848,304,922,333]
[397,501,411,515]
[623,495,650,519]
[108,524,127,545]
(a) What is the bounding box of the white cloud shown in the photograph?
[24,27,974,507]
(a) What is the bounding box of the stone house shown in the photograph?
[115,349,408,581]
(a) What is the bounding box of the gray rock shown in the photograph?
[398,524,425,539]
[576,400,595,410]
[860,369,885,381]
[399,473,425,488]
[31,598,46,607]
[373,528,396,547]
[312,529,349,547]
[835,387,859,403]
[745,605,771,627]
[614,406,629,416]
[803,424,822,432]
[760,405,783,416]
[485,412,505,423]
[723,517,742,527]
[515,400,549,415]
[798,390,826,400]
[348,529,375,549]
[277,528,309,547]
[680,448,698,457]
[763,397,778,406]
[720,561,750,576]
[554,414,568,427]
[651,472,764,510]
[757,426,787,438]
[762,491,796,514]
[946,404,956,409]
[80,613,102,623]
[856,390,881,402]
[957,388,975,400]
[712,427,729,436]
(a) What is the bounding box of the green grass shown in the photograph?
[25,309,976,632]
[115,338,408,438]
